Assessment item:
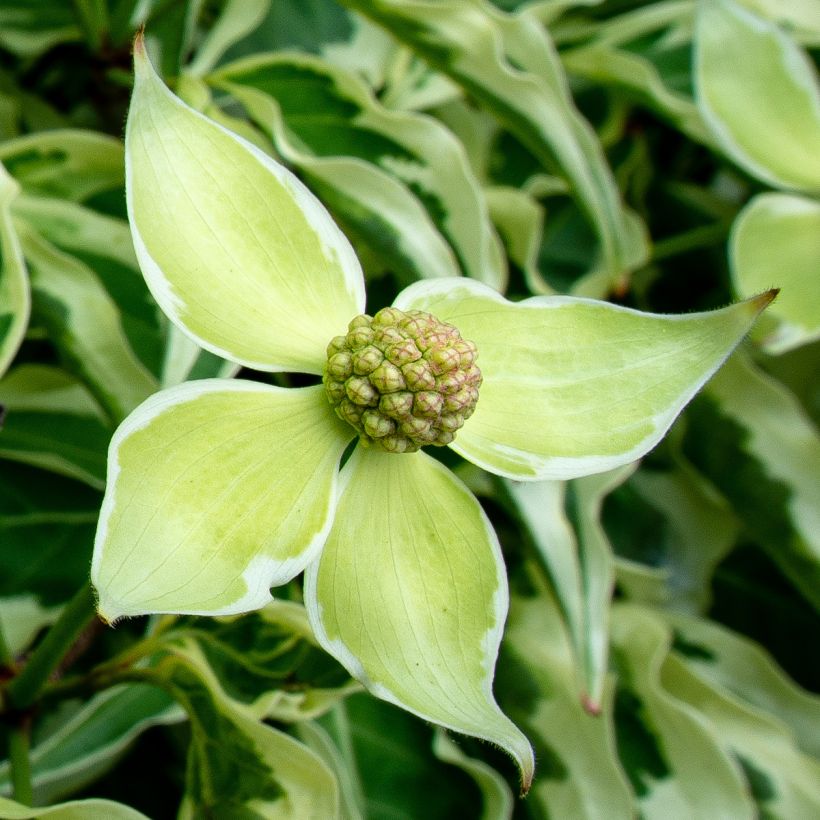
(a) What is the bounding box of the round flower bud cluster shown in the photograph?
[323,307,482,453]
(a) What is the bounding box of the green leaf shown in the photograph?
[505,464,634,709]
[0,162,28,378]
[305,447,534,791]
[187,0,277,76]
[341,0,649,286]
[0,364,111,489]
[126,36,365,374]
[684,352,820,609]
[0,461,100,605]
[312,694,488,820]
[432,731,514,820]
[0,3,80,58]
[210,52,506,289]
[0,684,182,806]
[0,594,60,657]
[0,796,148,819]
[662,652,820,818]
[562,3,710,143]
[17,221,158,422]
[610,604,755,817]
[498,566,635,818]
[665,612,820,759]
[13,194,166,380]
[0,130,124,202]
[174,600,358,721]
[148,648,340,819]
[730,193,820,353]
[619,463,739,613]
[695,0,820,191]
[396,277,774,480]
[92,381,352,621]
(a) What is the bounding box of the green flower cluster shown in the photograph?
[323,306,482,453]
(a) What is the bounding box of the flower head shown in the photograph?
[324,306,481,452]
[90,35,773,790]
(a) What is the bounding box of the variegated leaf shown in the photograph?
[341,0,648,286]
[210,52,506,288]
[0,364,110,488]
[730,192,820,353]
[695,0,820,191]
[0,162,28,378]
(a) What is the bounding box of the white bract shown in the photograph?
[91,35,773,789]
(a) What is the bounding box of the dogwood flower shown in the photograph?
[91,36,772,788]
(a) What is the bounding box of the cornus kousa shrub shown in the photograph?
[90,34,774,789]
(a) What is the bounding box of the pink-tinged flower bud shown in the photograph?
[323,307,482,452]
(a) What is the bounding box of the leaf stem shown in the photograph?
[8,718,33,805]
[0,619,12,669]
[5,582,97,712]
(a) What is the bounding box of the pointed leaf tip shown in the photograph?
[132,30,147,68]
[753,288,779,310]
[305,447,534,790]
[581,693,602,717]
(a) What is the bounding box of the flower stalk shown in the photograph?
[4,581,97,712]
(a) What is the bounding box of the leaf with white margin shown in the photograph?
[126,34,365,375]
[561,3,710,145]
[293,720,365,820]
[186,0,271,77]
[0,595,60,656]
[486,186,550,295]
[210,52,506,289]
[731,192,820,353]
[17,222,158,422]
[626,463,740,613]
[341,0,648,287]
[498,563,635,819]
[568,465,637,710]
[736,0,820,46]
[505,463,635,710]
[684,352,820,609]
[0,130,124,202]
[92,380,353,622]
[395,277,775,480]
[13,195,166,381]
[433,730,514,820]
[695,0,820,191]
[0,161,28,378]
[0,684,182,806]
[138,647,340,820]
[174,600,359,722]
[0,796,149,819]
[662,652,820,818]
[664,611,820,759]
[610,604,755,817]
[305,447,534,791]
[0,364,110,488]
